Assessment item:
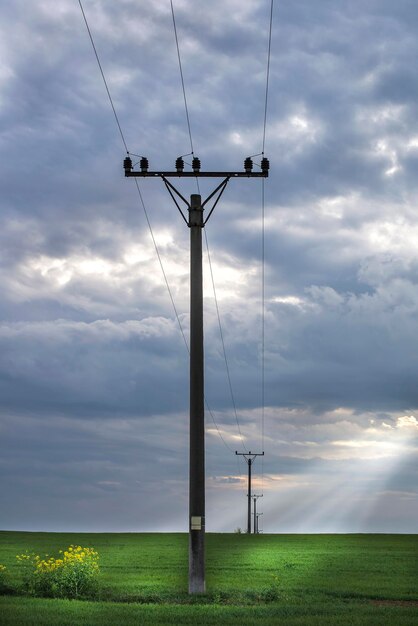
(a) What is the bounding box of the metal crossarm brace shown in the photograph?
[160,176,231,227]
[162,176,189,225]
[202,177,229,225]
[162,176,190,207]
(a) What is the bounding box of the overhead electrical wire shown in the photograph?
[204,230,246,452]
[78,0,128,153]
[261,178,266,494]
[170,0,195,156]
[169,1,275,484]
[169,0,275,509]
[78,0,187,347]
[133,178,189,353]
[260,0,274,496]
[77,0,234,454]
[169,0,247,465]
[78,0,275,480]
[262,0,274,155]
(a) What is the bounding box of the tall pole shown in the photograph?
[189,193,205,593]
[124,153,269,594]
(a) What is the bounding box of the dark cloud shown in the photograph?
[0,0,417,532]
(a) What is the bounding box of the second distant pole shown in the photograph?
[236,451,264,534]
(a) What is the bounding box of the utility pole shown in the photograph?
[252,494,263,534]
[256,512,263,534]
[188,192,204,593]
[235,451,264,534]
[124,154,269,593]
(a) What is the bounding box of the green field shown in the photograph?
[0,531,417,625]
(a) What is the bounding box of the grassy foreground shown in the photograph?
[0,531,417,625]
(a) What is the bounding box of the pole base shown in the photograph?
[189,528,205,594]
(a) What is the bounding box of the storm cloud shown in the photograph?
[0,0,417,533]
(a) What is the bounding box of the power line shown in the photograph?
[78,0,235,459]
[170,0,195,156]
[261,178,266,494]
[78,0,128,153]
[262,0,274,155]
[136,183,237,456]
[167,0,274,519]
[204,230,246,452]
[78,0,188,344]
[169,1,248,453]
[260,0,274,494]
[133,179,189,348]
[168,2,274,495]
[80,0,269,478]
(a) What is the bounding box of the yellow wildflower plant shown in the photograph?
[16,545,99,598]
[0,563,9,593]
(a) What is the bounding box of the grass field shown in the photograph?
[0,531,417,625]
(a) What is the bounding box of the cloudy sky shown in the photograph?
[1,0,418,534]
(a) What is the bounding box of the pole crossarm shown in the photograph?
[125,170,268,178]
[235,451,265,462]
[123,154,270,181]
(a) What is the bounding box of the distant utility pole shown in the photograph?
[235,451,264,534]
[252,494,263,534]
[124,154,269,593]
[256,512,263,534]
